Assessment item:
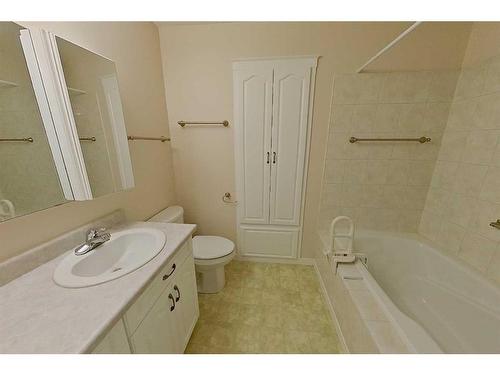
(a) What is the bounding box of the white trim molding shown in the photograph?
[23,27,93,200]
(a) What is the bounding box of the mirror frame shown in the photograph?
[20,27,91,200]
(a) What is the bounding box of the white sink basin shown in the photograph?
[53,228,166,288]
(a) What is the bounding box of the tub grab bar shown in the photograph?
[329,216,354,255]
[326,216,367,273]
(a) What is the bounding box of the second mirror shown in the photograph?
[55,36,134,198]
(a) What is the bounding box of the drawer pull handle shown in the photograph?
[273,151,276,164]
[168,293,175,311]
[162,263,176,280]
[174,285,181,302]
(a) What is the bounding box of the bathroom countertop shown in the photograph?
[0,221,196,354]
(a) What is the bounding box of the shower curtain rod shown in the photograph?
[356,22,422,73]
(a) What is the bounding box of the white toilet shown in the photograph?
[149,206,235,293]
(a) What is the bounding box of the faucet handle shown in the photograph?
[86,227,107,240]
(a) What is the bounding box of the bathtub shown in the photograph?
[335,230,500,353]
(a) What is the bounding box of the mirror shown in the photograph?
[55,36,134,198]
[55,36,134,197]
[0,24,135,221]
[0,22,68,222]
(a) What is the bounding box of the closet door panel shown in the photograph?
[239,225,299,258]
[270,62,311,225]
[233,65,273,224]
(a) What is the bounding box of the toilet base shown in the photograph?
[194,251,235,294]
[196,265,226,294]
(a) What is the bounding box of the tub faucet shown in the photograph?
[74,228,111,256]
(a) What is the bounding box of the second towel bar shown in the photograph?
[127,135,170,142]
[0,137,33,143]
[349,136,431,144]
[178,120,229,127]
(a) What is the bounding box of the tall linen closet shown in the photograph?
[232,57,317,258]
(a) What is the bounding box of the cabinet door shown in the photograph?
[130,285,181,354]
[233,62,273,224]
[270,60,313,225]
[172,256,199,351]
[124,241,189,336]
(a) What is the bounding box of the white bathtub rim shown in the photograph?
[337,261,424,353]
[320,228,500,310]
[353,261,443,353]
[356,229,500,315]
[318,228,500,353]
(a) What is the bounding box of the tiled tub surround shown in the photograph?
[419,55,500,284]
[320,70,459,233]
[0,218,196,353]
[186,261,341,354]
[316,66,500,354]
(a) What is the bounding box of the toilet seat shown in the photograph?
[192,235,234,260]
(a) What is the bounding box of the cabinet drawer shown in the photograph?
[124,239,192,335]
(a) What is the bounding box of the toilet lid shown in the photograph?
[192,236,235,260]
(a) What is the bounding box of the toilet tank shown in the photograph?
[148,206,184,224]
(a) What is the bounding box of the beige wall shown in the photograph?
[0,22,176,262]
[319,70,458,233]
[462,22,500,66]
[157,21,473,258]
[158,22,415,257]
[367,22,471,72]
[419,22,500,285]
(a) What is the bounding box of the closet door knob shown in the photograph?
[272,152,277,164]
[168,293,175,311]
[174,285,181,302]
[266,152,270,164]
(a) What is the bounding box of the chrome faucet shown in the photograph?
[74,228,111,256]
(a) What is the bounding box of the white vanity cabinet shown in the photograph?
[130,285,181,353]
[128,238,199,353]
[172,254,199,349]
[91,238,199,354]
